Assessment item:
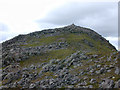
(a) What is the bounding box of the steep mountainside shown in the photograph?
[1,24,120,88]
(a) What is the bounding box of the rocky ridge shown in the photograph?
[1,24,120,88]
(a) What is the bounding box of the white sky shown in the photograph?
[0,0,119,50]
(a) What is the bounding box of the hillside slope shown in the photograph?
[1,24,120,88]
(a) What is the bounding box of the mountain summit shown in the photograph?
[1,25,120,88]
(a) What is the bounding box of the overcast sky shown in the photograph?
[0,0,118,50]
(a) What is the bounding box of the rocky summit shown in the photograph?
[1,24,120,89]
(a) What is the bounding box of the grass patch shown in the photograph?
[20,48,75,68]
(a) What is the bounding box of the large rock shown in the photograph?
[90,79,97,84]
[99,79,114,88]
[115,67,120,75]
[114,79,120,88]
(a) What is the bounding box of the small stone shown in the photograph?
[88,85,93,88]
[67,85,74,88]
[107,70,111,72]
[29,83,36,88]
[30,64,36,70]
[115,67,120,75]
[112,77,115,79]
[78,81,87,86]
[90,69,94,73]
[97,65,101,68]
[90,79,96,84]
[95,70,100,74]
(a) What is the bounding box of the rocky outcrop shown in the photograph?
[115,67,120,75]
[1,51,119,88]
[1,24,119,89]
[99,79,114,88]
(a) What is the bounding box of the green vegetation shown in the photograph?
[20,33,114,67]
[20,48,75,67]
[21,33,113,53]
[2,25,118,88]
